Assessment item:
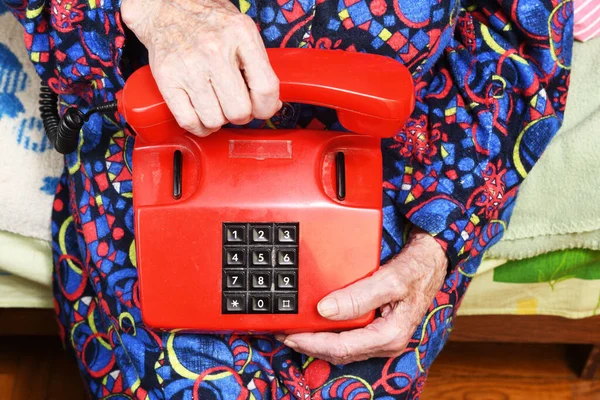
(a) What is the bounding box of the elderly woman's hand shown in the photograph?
[121,0,281,137]
[276,228,448,365]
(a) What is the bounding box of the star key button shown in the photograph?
[223,293,246,313]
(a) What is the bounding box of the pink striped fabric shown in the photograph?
[575,0,600,41]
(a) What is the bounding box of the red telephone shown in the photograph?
[120,49,414,333]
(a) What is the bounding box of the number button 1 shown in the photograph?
[225,225,246,243]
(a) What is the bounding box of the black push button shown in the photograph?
[250,271,271,290]
[225,225,246,243]
[276,225,297,244]
[251,225,272,243]
[224,248,245,266]
[275,271,297,290]
[251,248,272,267]
[223,293,246,313]
[223,270,246,290]
[276,249,297,267]
[249,294,272,313]
[275,294,297,313]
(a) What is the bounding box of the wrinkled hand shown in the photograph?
[276,228,448,365]
[121,0,281,136]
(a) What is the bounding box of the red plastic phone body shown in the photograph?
[123,49,414,333]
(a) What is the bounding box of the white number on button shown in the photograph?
[231,276,238,285]
[283,254,290,263]
[258,230,265,238]
[257,253,265,262]
[257,299,264,308]
[232,253,239,262]
[232,230,238,239]
[283,230,290,239]
[258,276,264,285]
[283,276,290,285]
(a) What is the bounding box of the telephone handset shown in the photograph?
[129,49,415,333]
[119,48,415,142]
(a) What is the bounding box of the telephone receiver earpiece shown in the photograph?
[119,48,415,143]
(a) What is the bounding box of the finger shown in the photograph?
[317,266,408,321]
[188,81,228,133]
[209,57,253,125]
[237,35,281,119]
[284,317,399,365]
[159,87,211,137]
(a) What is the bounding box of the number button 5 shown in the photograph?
[251,249,272,267]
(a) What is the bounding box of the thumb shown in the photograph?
[317,266,407,321]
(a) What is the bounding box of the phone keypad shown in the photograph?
[222,222,298,314]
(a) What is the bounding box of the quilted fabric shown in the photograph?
[3,0,573,397]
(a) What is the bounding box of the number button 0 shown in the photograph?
[251,249,271,267]
[224,249,245,267]
[251,225,272,243]
[276,249,296,267]
[225,225,246,243]
[250,295,271,313]
[276,225,297,244]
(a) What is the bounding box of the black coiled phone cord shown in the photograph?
[39,82,118,154]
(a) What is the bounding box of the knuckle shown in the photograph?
[200,115,226,130]
[227,105,253,124]
[331,344,351,361]
[347,292,364,318]
[203,42,221,57]
[236,14,257,31]
[176,116,201,134]
[386,272,405,297]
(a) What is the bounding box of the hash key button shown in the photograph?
[251,225,272,243]
[276,225,297,244]
[276,294,297,313]
[223,293,246,313]
[277,249,296,267]
[225,225,246,243]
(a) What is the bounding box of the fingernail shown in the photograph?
[274,334,286,342]
[284,339,297,348]
[318,298,339,318]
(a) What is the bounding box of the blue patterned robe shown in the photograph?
[4,0,573,397]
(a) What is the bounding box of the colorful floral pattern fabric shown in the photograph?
[4,0,573,397]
